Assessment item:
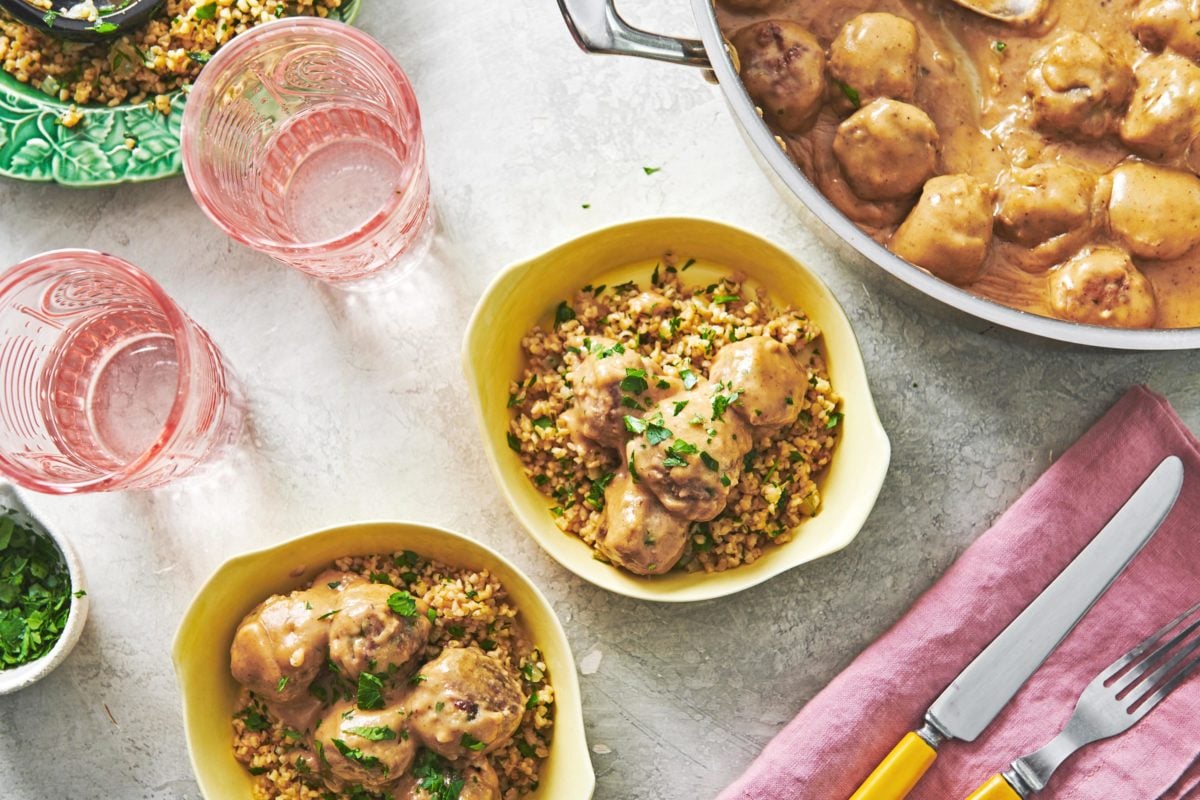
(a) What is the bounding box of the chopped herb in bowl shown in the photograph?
[0,509,83,671]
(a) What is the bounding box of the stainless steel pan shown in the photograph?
[557,0,1200,350]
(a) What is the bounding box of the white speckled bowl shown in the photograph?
[0,482,90,695]
[464,217,891,602]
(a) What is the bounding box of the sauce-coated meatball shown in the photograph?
[1106,162,1200,260]
[1027,33,1133,139]
[569,341,657,449]
[314,701,417,791]
[231,594,329,704]
[891,174,994,285]
[395,756,501,800]
[1132,0,1200,61]
[599,470,691,576]
[328,583,432,680]
[732,20,826,134]
[406,648,525,760]
[1048,247,1158,328]
[628,385,751,521]
[707,336,806,428]
[994,164,1099,268]
[829,13,920,108]
[833,99,939,201]
[1120,53,1200,160]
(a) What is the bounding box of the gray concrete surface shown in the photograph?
[0,3,1196,799]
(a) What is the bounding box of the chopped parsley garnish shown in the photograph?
[711,390,742,421]
[412,750,465,800]
[672,400,689,416]
[426,607,437,623]
[238,706,270,732]
[993,40,1007,53]
[506,432,521,452]
[447,624,466,638]
[327,581,341,589]
[92,21,118,33]
[712,294,740,305]
[42,9,57,26]
[642,166,661,175]
[460,733,487,752]
[837,81,862,109]
[193,2,217,19]
[317,609,340,620]
[680,369,699,390]
[532,417,554,430]
[554,301,576,327]
[347,725,396,742]
[585,473,616,511]
[826,411,844,430]
[743,449,758,471]
[0,512,76,669]
[645,422,673,446]
[623,415,648,435]
[681,258,696,271]
[356,672,385,710]
[276,676,289,693]
[479,639,497,652]
[409,673,428,685]
[516,739,538,758]
[582,203,591,209]
[525,692,539,710]
[620,368,649,394]
[370,572,393,586]
[720,473,732,487]
[332,738,383,770]
[387,591,418,617]
[669,439,699,457]
[628,453,640,482]
[700,452,719,472]
[650,263,661,286]
[186,51,212,64]
[396,550,420,568]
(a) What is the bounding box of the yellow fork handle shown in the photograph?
[965,775,1023,800]
[849,732,939,800]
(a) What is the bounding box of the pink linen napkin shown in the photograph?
[719,386,1200,800]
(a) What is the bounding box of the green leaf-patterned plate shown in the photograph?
[0,0,361,186]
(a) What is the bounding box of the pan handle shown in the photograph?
[556,0,711,67]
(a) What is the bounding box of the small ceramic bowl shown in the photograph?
[0,483,90,695]
[463,217,891,602]
[173,520,594,800]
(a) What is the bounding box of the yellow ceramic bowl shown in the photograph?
[172,521,594,799]
[464,217,890,602]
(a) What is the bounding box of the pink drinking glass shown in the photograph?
[0,250,243,494]
[181,18,432,286]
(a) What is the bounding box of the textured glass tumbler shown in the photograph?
[0,251,243,494]
[181,18,432,285]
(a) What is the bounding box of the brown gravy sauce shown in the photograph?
[716,0,1200,328]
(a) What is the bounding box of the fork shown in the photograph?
[965,601,1200,800]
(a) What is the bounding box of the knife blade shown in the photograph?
[848,454,1184,800]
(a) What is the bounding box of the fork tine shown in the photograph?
[1124,626,1200,711]
[1108,604,1200,692]
[1127,648,1200,720]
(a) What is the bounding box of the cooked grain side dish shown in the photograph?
[717,0,1200,329]
[230,552,552,800]
[508,258,841,576]
[0,0,344,117]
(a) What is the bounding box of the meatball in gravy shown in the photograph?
[1106,162,1200,261]
[407,647,526,760]
[328,583,432,680]
[1027,33,1133,140]
[829,13,920,107]
[599,470,692,576]
[1049,247,1158,328]
[833,99,940,201]
[314,701,418,791]
[733,20,827,134]
[891,175,994,285]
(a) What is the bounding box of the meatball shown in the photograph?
[890,174,994,285]
[1106,162,1200,260]
[598,470,691,576]
[328,583,432,680]
[707,336,806,428]
[1027,33,1133,139]
[407,647,525,760]
[569,340,656,449]
[833,99,939,201]
[231,593,329,704]
[395,756,501,800]
[829,13,920,107]
[628,386,751,521]
[1119,53,1200,160]
[994,164,1099,268]
[732,20,826,134]
[314,700,417,791]
[1132,0,1200,61]
[1048,247,1158,328]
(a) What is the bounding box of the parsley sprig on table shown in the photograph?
[0,512,78,669]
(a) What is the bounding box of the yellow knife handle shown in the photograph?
[848,732,939,800]
[965,775,1023,800]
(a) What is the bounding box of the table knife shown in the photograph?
[848,454,1185,800]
